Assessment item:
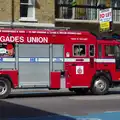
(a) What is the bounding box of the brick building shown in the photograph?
[0,0,55,28]
[0,0,120,35]
[55,0,120,34]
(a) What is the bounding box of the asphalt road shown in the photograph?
[1,88,120,120]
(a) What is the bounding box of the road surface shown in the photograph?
[1,88,120,120]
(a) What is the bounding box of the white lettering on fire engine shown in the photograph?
[0,36,48,43]
[76,66,84,74]
[0,36,24,43]
[27,37,48,43]
[71,38,88,40]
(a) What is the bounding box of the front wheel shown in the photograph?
[0,77,11,99]
[90,76,109,95]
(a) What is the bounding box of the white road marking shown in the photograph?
[69,95,120,100]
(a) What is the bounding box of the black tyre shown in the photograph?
[74,88,89,95]
[0,77,11,99]
[90,76,109,95]
[69,88,74,92]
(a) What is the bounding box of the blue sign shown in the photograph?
[54,58,63,62]
[30,58,36,62]
[0,58,3,62]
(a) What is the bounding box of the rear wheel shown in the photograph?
[74,88,89,95]
[90,76,109,95]
[0,77,11,99]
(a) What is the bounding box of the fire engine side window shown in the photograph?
[73,44,86,56]
[98,44,102,57]
[105,45,115,57]
[89,45,95,57]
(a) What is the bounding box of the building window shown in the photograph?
[73,44,86,57]
[112,0,120,21]
[56,0,98,20]
[20,0,36,21]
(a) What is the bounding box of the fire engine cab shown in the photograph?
[0,28,120,99]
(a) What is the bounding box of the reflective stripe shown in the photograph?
[0,57,116,63]
[94,58,115,63]
[37,58,49,62]
[53,58,63,62]
[19,58,31,62]
[65,58,90,62]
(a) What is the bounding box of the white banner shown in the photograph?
[99,8,112,22]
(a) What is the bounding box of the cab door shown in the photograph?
[101,43,120,81]
[111,44,120,80]
[114,45,120,71]
[66,43,96,87]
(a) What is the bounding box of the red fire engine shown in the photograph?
[0,28,120,99]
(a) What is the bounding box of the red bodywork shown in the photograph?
[50,72,61,88]
[0,28,120,89]
[0,70,18,88]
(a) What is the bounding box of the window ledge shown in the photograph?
[19,18,38,22]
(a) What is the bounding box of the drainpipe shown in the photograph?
[11,0,14,29]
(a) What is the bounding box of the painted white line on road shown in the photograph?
[104,111,120,113]
[69,95,120,100]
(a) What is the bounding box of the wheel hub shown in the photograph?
[94,79,106,92]
[0,81,7,95]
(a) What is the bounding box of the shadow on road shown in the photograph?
[0,100,75,120]
[9,91,78,99]
[8,89,120,99]
[109,90,120,94]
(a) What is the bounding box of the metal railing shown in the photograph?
[55,3,120,22]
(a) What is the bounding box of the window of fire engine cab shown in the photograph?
[105,45,120,58]
[73,45,86,57]
[89,45,95,57]
[105,45,115,57]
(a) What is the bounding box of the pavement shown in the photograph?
[1,88,120,120]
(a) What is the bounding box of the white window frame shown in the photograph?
[89,44,95,57]
[73,44,86,57]
[59,0,74,19]
[72,0,88,19]
[58,0,97,20]
[114,0,120,22]
[19,0,37,22]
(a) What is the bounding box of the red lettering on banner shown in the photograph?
[100,12,112,19]
[100,14,105,18]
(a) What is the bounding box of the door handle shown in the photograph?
[72,63,77,66]
[104,64,108,66]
